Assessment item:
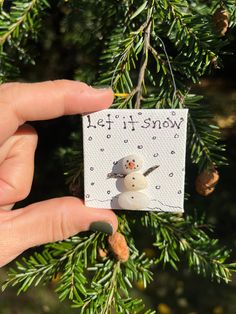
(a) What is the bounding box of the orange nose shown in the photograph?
[128,162,135,169]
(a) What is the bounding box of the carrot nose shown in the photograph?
[128,162,135,169]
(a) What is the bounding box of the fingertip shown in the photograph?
[64,83,114,114]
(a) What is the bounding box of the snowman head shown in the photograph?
[122,154,144,174]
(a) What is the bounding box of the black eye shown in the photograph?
[132,177,135,180]
[137,165,139,167]
[127,160,129,162]
[132,184,135,187]
[131,196,134,199]
[133,159,135,162]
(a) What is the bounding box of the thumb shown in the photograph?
[0,197,118,266]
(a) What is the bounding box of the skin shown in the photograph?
[0,80,118,267]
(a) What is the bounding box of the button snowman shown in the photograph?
[108,154,159,210]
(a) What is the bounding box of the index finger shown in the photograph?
[0,80,114,145]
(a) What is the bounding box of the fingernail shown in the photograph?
[92,85,112,90]
[89,221,113,235]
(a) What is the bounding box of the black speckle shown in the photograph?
[171,151,175,154]
[113,161,118,165]
[115,115,119,118]
[169,173,174,177]
[153,153,159,157]
[107,134,111,139]
[172,111,176,116]
[152,136,157,140]
[132,177,135,180]
[124,140,128,143]
[174,134,179,138]
[90,167,94,171]
[88,136,93,141]
[138,112,142,115]
[126,160,129,162]
[131,196,134,199]
[155,185,161,190]
[107,190,111,195]
[100,148,105,152]
[132,159,135,162]
[137,145,143,149]
[178,190,182,194]
[132,184,135,187]
[91,182,95,186]
[86,194,90,198]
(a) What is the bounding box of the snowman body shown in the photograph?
[117,155,150,210]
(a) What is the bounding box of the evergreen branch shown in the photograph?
[141,212,236,283]
[0,0,48,45]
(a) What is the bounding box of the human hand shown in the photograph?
[0,80,118,267]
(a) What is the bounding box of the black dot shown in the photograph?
[132,177,135,180]
[107,190,111,194]
[132,159,135,162]
[138,112,142,115]
[107,134,111,139]
[155,185,161,189]
[100,148,105,152]
[88,136,93,141]
[178,190,182,194]
[132,184,135,187]
[172,111,176,116]
[174,134,179,138]
[90,167,94,171]
[91,182,95,186]
[124,140,128,143]
[86,194,90,198]
[137,145,143,149]
[152,136,156,140]
[127,160,129,162]
[153,153,159,157]
[131,196,134,199]
[115,115,119,118]
[171,151,175,154]
[169,173,174,177]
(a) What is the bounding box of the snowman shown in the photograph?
[108,154,159,210]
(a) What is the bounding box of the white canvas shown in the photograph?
[82,109,188,212]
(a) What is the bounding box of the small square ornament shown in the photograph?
[82,109,188,212]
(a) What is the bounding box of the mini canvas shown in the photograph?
[82,109,188,212]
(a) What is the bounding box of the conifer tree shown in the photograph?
[1,0,236,313]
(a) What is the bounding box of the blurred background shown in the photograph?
[0,1,236,313]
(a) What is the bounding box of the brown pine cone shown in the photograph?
[195,168,219,196]
[213,7,229,36]
[108,232,129,263]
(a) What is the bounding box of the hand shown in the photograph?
[0,80,118,267]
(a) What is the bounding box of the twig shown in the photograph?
[134,7,153,109]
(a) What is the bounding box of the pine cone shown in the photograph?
[195,168,219,196]
[108,232,129,263]
[213,7,229,36]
